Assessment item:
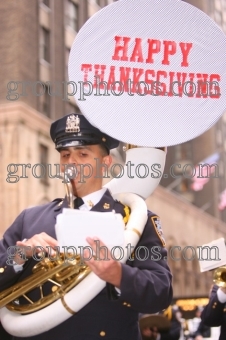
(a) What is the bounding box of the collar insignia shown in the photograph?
[87,200,94,208]
[103,203,110,209]
[65,114,80,133]
[58,200,63,207]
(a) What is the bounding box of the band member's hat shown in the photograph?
[50,113,119,153]
[139,314,170,332]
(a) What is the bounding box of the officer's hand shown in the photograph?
[15,233,59,264]
[84,237,122,288]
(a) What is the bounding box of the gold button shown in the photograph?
[123,302,127,306]
[0,268,4,273]
[127,303,131,307]
[100,331,106,336]
[102,137,106,142]
[51,286,58,292]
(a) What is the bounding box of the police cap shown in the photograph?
[50,113,119,154]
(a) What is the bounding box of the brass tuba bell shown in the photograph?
[213,266,226,287]
[0,168,91,314]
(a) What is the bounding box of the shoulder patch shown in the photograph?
[151,215,166,247]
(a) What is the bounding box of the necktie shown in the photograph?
[73,197,84,209]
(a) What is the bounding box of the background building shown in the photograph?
[1,0,114,120]
[0,0,114,234]
[0,0,226,300]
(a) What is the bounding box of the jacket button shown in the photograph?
[0,268,4,273]
[100,331,106,336]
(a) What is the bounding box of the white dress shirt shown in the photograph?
[75,188,107,211]
[217,287,226,303]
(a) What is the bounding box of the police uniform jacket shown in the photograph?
[0,189,173,340]
[201,285,226,340]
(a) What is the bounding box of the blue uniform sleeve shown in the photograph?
[193,319,211,338]
[0,210,28,290]
[201,285,225,327]
[118,213,173,313]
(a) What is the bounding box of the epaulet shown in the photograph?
[123,204,130,225]
[115,200,131,225]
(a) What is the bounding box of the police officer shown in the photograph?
[0,114,173,340]
[199,285,226,340]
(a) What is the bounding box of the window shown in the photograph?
[65,48,70,81]
[172,143,193,196]
[40,27,50,62]
[43,0,50,7]
[39,144,49,185]
[39,84,51,117]
[41,0,50,7]
[65,0,79,31]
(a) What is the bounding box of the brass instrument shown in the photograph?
[0,147,166,336]
[0,169,91,314]
[0,255,91,314]
[63,167,75,209]
[213,266,226,287]
[163,305,172,321]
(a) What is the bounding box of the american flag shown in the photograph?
[190,153,220,191]
[218,189,226,211]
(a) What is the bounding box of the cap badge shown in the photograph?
[65,114,80,133]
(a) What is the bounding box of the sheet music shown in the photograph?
[55,208,125,252]
[198,238,226,272]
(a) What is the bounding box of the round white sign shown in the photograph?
[68,0,226,147]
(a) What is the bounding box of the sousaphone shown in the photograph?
[0,145,166,337]
[1,0,226,336]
